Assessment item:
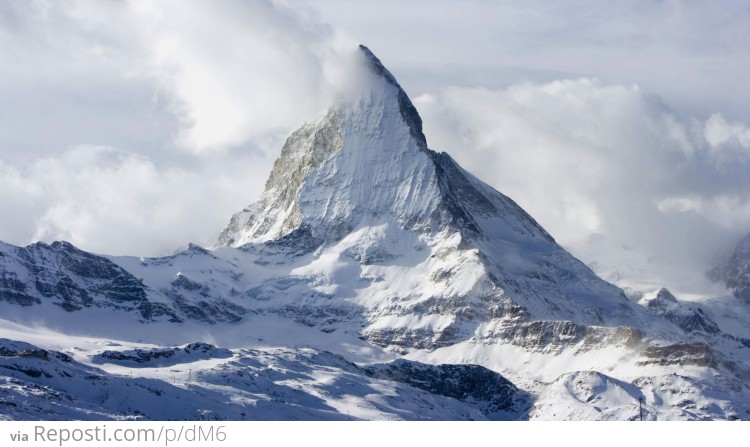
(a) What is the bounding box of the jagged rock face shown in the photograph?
[0,241,177,320]
[639,288,720,335]
[639,342,719,368]
[479,321,642,354]
[364,359,531,418]
[218,112,344,246]
[93,343,233,367]
[0,241,247,324]
[218,48,436,246]
[710,233,750,304]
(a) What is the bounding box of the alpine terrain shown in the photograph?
[1,45,748,421]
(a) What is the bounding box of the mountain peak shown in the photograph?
[218,45,562,250]
[709,232,750,303]
[358,45,398,86]
[357,44,427,148]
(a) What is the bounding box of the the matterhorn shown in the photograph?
[0,46,748,421]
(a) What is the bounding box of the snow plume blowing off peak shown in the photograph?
[217,44,433,246]
[218,44,551,249]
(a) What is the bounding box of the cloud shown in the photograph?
[0,0,357,156]
[414,78,750,291]
[0,1,175,162]
[704,113,750,152]
[299,0,750,122]
[0,0,358,255]
[0,146,272,256]
[128,0,355,153]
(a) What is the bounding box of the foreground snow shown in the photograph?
[0,333,528,421]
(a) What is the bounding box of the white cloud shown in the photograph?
[127,0,355,153]
[416,79,688,243]
[704,113,750,150]
[657,195,750,230]
[0,0,357,255]
[0,0,357,156]
[0,146,271,256]
[297,0,750,122]
[415,78,750,290]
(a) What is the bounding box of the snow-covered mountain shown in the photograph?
[0,338,527,421]
[1,45,749,420]
[709,232,750,304]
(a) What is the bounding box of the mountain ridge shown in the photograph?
[0,45,748,420]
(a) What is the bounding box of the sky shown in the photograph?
[1,0,750,295]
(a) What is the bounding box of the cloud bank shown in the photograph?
[0,0,356,255]
[0,0,357,155]
[0,146,272,256]
[301,0,750,122]
[415,79,750,292]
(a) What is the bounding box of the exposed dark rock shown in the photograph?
[364,359,529,418]
[0,241,155,318]
[171,274,205,291]
[0,241,238,324]
[274,303,360,329]
[359,45,427,149]
[172,295,245,324]
[484,321,641,353]
[365,326,463,350]
[18,350,48,361]
[94,342,233,367]
[640,342,719,368]
[639,288,720,335]
[708,233,750,304]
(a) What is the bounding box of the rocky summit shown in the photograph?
[0,46,749,420]
[709,232,750,304]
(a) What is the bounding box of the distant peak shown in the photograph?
[655,287,678,303]
[357,44,427,148]
[735,232,750,254]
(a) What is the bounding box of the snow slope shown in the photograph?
[0,336,526,421]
